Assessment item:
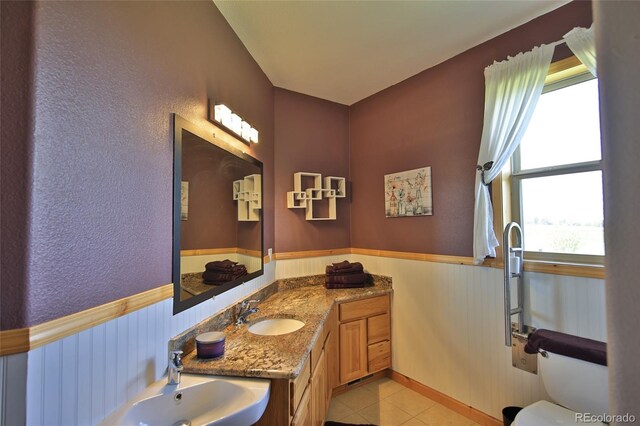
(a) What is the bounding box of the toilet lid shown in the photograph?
[513,400,606,426]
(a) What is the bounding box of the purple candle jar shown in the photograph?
[196,331,226,359]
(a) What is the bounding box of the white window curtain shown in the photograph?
[473,44,555,264]
[564,25,597,76]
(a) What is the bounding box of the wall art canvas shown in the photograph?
[384,167,432,218]
[181,181,189,220]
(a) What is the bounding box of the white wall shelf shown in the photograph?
[233,174,261,221]
[287,172,346,220]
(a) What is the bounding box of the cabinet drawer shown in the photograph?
[367,313,390,344]
[367,340,391,372]
[291,359,311,416]
[340,295,389,322]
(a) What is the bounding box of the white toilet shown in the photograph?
[514,348,608,425]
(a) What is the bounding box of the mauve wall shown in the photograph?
[274,88,350,252]
[0,1,34,330]
[180,135,237,250]
[349,1,592,257]
[1,1,274,329]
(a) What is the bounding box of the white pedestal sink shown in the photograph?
[248,318,305,336]
[100,374,269,426]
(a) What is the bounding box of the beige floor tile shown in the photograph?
[339,412,372,424]
[415,404,475,426]
[327,398,354,421]
[401,418,429,426]
[335,386,379,411]
[362,377,406,399]
[385,388,437,416]
[358,400,413,426]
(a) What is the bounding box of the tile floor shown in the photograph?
[327,377,481,426]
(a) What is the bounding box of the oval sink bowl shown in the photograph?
[248,318,305,336]
[100,374,269,426]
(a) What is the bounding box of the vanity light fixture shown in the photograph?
[208,99,258,145]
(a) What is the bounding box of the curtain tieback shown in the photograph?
[476,161,494,186]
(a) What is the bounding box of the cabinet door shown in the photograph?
[311,349,326,426]
[326,306,339,394]
[291,384,312,426]
[339,319,367,384]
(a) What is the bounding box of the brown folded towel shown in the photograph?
[524,329,607,366]
[325,282,366,289]
[325,273,366,285]
[331,260,351,269]
[203,280,227,286]
[202,267,247,284]
[205,259,238,271]
[326,262,364,276]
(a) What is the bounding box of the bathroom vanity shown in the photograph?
[170,275,392,425]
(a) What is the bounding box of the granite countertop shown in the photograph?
[180,276,392,380]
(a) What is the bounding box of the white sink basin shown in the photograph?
[100,374,269,426]
[248,318,305,336]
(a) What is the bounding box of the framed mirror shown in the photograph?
[172,114,263,314]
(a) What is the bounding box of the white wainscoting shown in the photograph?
[0,353,27,426]
[351,253,606,419]
[24,262,275,426]
[13,255,606,425]
[275,255,353,279]
[180,253,239,274]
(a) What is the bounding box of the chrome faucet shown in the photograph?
[235,299,259,326]
[168,350,183,385]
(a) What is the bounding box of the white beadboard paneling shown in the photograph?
[125,310,139,402]
[60,335,78,426]
[26,346,44,426]
[91,324,106,423]
[0,353,28,426]
[275,255,352,279]
[18,256,605,424]
[180,253,239,274]
[23,264,275,426]
[527,272,606,341]
[76,329,92,426]
[43,340,62,425]
[103,320,117,422]
[352,253,605,420]
[115,315,128,409]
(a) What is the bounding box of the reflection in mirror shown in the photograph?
[173,114,263,314]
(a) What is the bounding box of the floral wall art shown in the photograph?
[384,167,432,218]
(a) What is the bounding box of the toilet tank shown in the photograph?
[539,351,608,415]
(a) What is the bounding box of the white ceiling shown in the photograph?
[214,0,570,105]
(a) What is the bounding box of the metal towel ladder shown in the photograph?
[503,222,537,373]
[503,222,524,347]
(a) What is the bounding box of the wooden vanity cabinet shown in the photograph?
[290,305,336,426]
[256,297,389,425]
[290,385,311,426]
[338,294,391,384]
[339,319,367,383]
[325,305,339,399]
[310,349,326,425]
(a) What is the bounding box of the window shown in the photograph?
[509,56,603,265]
